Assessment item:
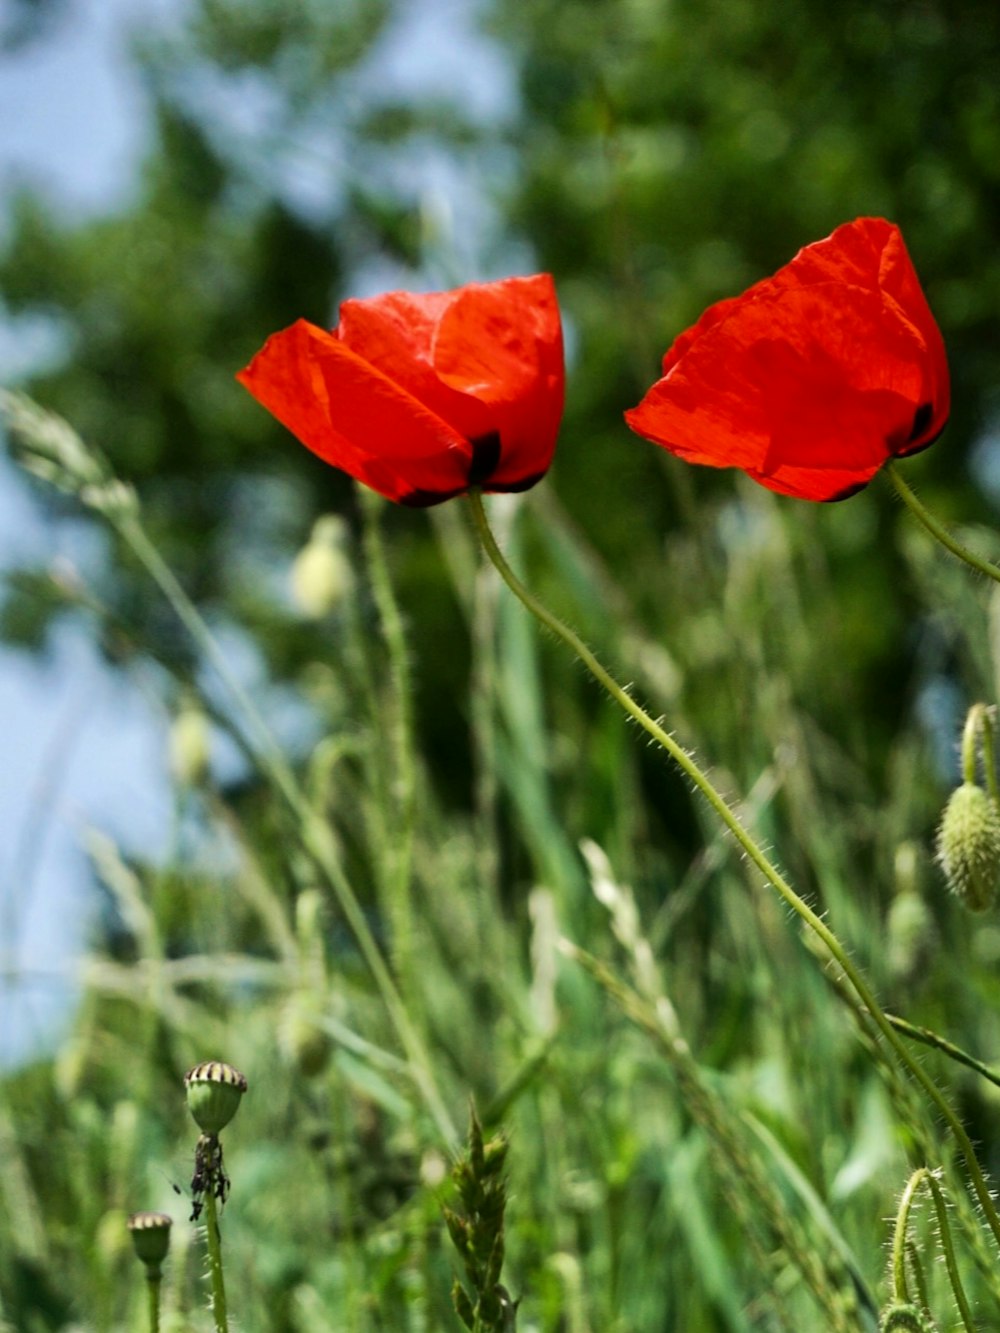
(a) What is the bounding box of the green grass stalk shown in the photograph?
[358,488,418,988]
[112,511,458,1150]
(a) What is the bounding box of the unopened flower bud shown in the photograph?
[887,888,934,983]
[184,1060,247,1135]
[280,1005,331,1078]
[936,782,1000,913]
[291,516,353,618]
[127,1211,172,1275]
[169,698,211,787]
[879,1302,935,1332]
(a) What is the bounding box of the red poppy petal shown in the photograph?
[768,217,950,449]
[626,282,931,502]
[433,274,565,488]
[336,291,495,443]
[629,218,948,501]
[237,320,471,502]
[336,275,565,489]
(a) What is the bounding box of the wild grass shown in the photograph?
[3,394,1000,1329]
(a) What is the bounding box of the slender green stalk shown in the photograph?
[467,487,1000,1250]
[146,1276,162,1333]
[886,1011,1000,1090]
[203,1188,228,1333]
[886,463,1000,585]
[926,1174,976,1333]
[114,513,458,1150]
[359,488,418,986]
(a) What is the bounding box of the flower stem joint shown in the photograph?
[184,1060,248,1137]
[127,1211,173,1280]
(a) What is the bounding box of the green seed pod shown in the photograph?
[936,782,1000,913]
[184,1060,248,1135]
[127,1211,172,1274]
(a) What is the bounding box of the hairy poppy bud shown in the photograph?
[291,516,353,618]
[127,1211,173,1275]
[184,1060,248,1136]
[936,782,1000,913]
[879,1303,936,1332]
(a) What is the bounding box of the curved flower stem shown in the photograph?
[891,1169,927,1305]
[961,702,1000,804]
[886,463,1000,585]
[467,487,1000,1251]
[203,1188,228,1333]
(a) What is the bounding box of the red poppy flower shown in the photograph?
[625,218,949,501]
[237,273,564,506]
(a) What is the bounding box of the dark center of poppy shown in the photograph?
[467,431,502,486]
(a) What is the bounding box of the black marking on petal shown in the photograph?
[488,469,547,495]
[398,485,468,508]
[467,431,502,486]
[907,402,934,444]
[897,417,948,459]
[822,480,869,503]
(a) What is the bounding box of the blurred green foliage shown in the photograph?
[3,0,1000,1327]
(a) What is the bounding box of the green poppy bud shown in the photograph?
[936,782,1000,913]
[280,1004,331,1079]
[127,1211,172,1274]
[169,697,211,787]
[879,1302,936,1332]
[184,1060,248,1135]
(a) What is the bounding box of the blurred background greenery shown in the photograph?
[3,0,1000,1328]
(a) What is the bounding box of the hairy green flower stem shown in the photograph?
[203,1187,229,1333]
[961,702,999,802]
[886,463,1000,586]
[886,1011,1000,1091]
[890,1169,975,1333]
[466,486,1000,1252]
